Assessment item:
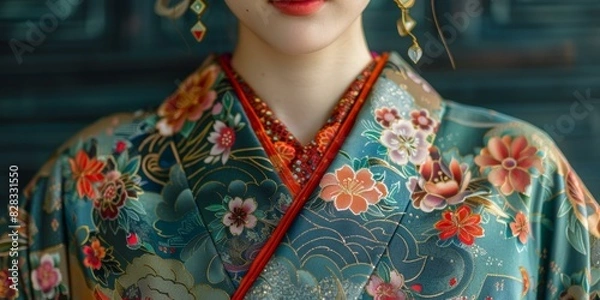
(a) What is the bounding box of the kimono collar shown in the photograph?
[382,52,445,124]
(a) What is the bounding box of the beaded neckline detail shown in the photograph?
[231,60,377,186]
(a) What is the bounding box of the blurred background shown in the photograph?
[0,0,599,198]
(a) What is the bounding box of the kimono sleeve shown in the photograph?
[1,113,138,299]
[1,151,75,300]
[535,137,600,299]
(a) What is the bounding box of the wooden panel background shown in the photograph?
[0,0,599,198]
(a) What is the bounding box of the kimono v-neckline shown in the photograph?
[220,54,392,299]
[224,59,377,189]
[219,55,384,195]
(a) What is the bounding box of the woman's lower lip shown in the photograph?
[270,0,325,17]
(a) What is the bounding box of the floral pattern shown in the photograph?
[366,271,407,300]
[31,254,63,299]
[207,120,236,164]
[2,53,598,300]
[83,239,106,270]
[222,197,258,235]
[410,109,436,132]
[274,141,296,165]
[319,165,388,215]
[474,135,543,195]
[375,107,401,128]
[380,119,429,166]
[94,171,128,220]
[69,149,106,199]
[408,147,474,212]
[434,205,484,246]
[0,270,17,299]
[510,211,530,244]
[316,124,339,152]
[156,64,219,136]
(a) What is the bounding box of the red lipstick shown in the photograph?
[270,0,325,17]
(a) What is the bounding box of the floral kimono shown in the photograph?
[1,52,599,300]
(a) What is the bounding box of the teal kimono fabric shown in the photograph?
[1,53,598,299]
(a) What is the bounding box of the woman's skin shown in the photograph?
[224,0,372,145]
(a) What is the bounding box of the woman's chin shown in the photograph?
[263,34,335,56]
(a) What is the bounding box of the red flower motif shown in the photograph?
[0,270,17,299]
[126,231,141,250]
[94,171,128,220]
[274,141,296,165]
[83,239,106,270]
[375,107,401,128]
[449,277,457,287]
[474,136,543,195]
[156,65,219,136]
[316,124,339,152]
[409,147,474,212]
[510,211,530,244]
[365,271,407,300]
[69,150,106,199]
[434,205,484,246]
[207,121,236,164]
[319,165,388,215]
[222,197,258,236]
[410,284,423,293]
[410,109,436,132]
[114,140,127,154]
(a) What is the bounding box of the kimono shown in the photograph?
[1,52,599,300]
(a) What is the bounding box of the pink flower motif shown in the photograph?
[366,271,407,300]
[408,147,474,212]
[410,109,436,133]
[319,165,388,215]
[375,107,401,128]
[223,197,258,236]
[31,254,62,299]
[380,120,429,166]
[510,211,530,244]
[207,121,236,164]
[474,136,543,195]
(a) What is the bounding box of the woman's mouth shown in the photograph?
[270,0,326,17]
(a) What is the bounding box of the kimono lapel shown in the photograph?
[171,59,296,293]
[240,52,446,299]
[230,53,389,299]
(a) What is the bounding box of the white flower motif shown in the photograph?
[380,120,429,166]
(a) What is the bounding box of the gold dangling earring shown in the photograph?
[190,0,208,42]
[394,0,422,64]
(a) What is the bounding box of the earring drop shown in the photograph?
[394,0,422,64]
[190,0,207,42]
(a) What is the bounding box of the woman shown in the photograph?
[2,0,598,299]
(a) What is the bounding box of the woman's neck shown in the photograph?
[231,16,371,145]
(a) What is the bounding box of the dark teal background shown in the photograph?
[0,0,599,198]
